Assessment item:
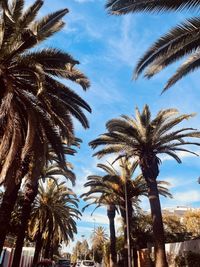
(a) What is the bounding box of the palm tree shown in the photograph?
[82,159,171,267]
[91,226,108,251]
[29,180,81,266]
[0,0,90,258]
[29,158,76,265]
[81,165,118,267]
[106,0,200,91]
[89,105,200,267]
[13,139,80,266]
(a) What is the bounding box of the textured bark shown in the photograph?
[44,219,53,259]
[107,205,117,267]
[140,154,168,267]
[11,181,38,267]
[0,184,20,254]
[32,231,43,267]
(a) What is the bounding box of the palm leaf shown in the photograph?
[106,0,200,14]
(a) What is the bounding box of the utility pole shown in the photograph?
[81,235,86,260]
[125,178,132,267]
[92,218,96,260]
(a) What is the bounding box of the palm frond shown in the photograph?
[106,0,200,14]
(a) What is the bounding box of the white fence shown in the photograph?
[0,247,35,267]
[165,239,200,267]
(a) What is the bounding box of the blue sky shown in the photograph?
[28,0,200,252]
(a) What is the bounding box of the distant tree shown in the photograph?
[162,214,188,242]
[72,241,82,262]
[91,226,108,264]
[71,240,91,262]
[131,212,191,249]
[183,210,200,238]
[80,240,90,260]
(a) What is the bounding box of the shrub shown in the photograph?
[175,251,200,267]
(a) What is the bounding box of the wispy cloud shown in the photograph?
[160,150,200,162]
[174,190,200,204]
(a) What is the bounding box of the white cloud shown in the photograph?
[160,176,195,189]
[160,150,200,162]
[174,190,200,204]
[82,211,109,225]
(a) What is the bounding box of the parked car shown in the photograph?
[57,259,71,267]
[80,260,95,267]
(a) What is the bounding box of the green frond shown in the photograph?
[1,0,14,22]
[135,17,200,79]
[19,0,43,29]
[32,8,68,41]
[93,145,124,159]
[11,0,24,21]
[163,51,200,91]
[97,163,118,176]
[106,0,200,15]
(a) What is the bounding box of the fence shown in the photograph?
[0,247,35,267]
[137,239,200,267]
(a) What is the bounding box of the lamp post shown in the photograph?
[92,218,96,260]
[120,157,132,267]
[81,235,86,260]
[124,176,132,267]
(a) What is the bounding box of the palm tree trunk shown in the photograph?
[120,207,128,267]
[11,181,38,267]
[0,184,20,254]
[107,205,117,267]
[44,220,53,259]
[32,231,43,267]
[140,156,168,267]
[147,179,167,267]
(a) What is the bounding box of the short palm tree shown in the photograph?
[29,180,81,265]
[92,226,108,249]
[106,0,200,91]
[81,164,118,267]
[0,0,90,258]
[90,105,200,267]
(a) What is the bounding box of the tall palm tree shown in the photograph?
[0,0,90,257]
[89,105,200,267]
[106,0,200,91]
[82,159,171,267]
[29,179,81,266]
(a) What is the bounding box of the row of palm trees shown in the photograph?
[82,1,200,266]
[0,0,91,266]
[82,157,172,267]
[81,105,200,267]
